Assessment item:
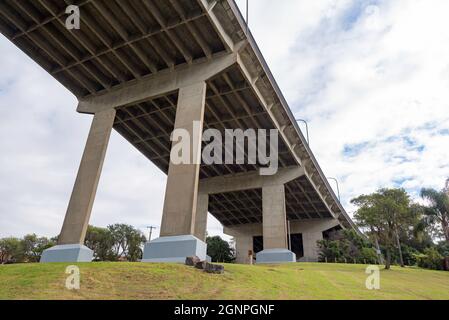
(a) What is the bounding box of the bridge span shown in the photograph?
[0,0,356,263]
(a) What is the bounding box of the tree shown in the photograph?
[206,236,235,263]
[21,234,55,262]
[0,237,24,264]
[352,188,418,269]
[107,224,146,261]
[317,229,378,264]
[84,226,114,261]
[420,188,449,244]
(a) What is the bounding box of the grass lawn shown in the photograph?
[1,262,448,300]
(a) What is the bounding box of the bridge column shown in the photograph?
[41,108,116,263]
[301,232,323,262]
[256,184,296,264]
[143,82,207,262]
[194,193,209,242]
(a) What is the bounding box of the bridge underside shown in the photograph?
[1,0,356,264]
[0,0,228,97]
[112,64,332,228]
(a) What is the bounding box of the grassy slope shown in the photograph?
[1,262,449,300]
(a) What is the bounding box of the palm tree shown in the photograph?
[420,188,449,243]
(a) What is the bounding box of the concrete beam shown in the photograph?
[198,0,235,52]
[199,166,305,195]
[58,108,116,245]
[304,170,338,220]
[77,53,237,114]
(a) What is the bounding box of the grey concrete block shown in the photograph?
[142,235,207,263]
[40,244,93,263]
[256,249,296,264]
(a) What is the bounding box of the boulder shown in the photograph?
[195,261,207,270]
[185,256,201,267]
[204,262,225,274]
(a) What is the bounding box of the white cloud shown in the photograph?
[237,0,449,212]
[1,0,449,239]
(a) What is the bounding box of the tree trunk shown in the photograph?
[373,234,384,265]
[395,230,405,267]
[385,249,391,270]
[442,217,449,243]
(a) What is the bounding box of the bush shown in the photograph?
[318,229,378,264]
[436,242,449,257]
[398,245,420,266]
[415,248,444,270]
[206,236,235,263]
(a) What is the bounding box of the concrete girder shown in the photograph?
[236,54,303,168]
[199,166,305,195]
[197,0,235,52]
[77,53,238,114]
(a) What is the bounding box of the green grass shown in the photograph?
[1,262,449,300]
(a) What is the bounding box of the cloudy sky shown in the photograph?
[1,0,448,240]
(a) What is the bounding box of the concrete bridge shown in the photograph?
[0,0,356,263]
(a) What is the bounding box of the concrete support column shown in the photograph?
[143,82,208,263]
[234,235,253,264]
[160,82,206,236]
[257,184,296,263]
[262,185,288,249]
[194,193,209,242]
[41,108,116,262]
[301,232,323,262]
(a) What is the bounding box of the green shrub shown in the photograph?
[415,248,444,270]
[436,242,449,257]
[359,247,379,264]
[318,230,378,264]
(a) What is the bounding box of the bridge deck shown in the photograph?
[0,0,355,229]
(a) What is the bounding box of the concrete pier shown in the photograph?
[143,83,207,262]
[41,109,115,262]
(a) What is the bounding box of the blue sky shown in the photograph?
[1,0,449,239]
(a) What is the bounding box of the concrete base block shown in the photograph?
[40,244,93,263]
[142,235,207,263]
[256,249,296,264]
[298,256,319,263]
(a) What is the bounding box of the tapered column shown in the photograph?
[41,108,116,262]
[194,193,209,241]
[234,235,254,264]
[143,82,207,263]
[257,184,296,263]
[160,82,206,236]
[58,109,116,244]
[262,185,288,249]
[302,232,323,262]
